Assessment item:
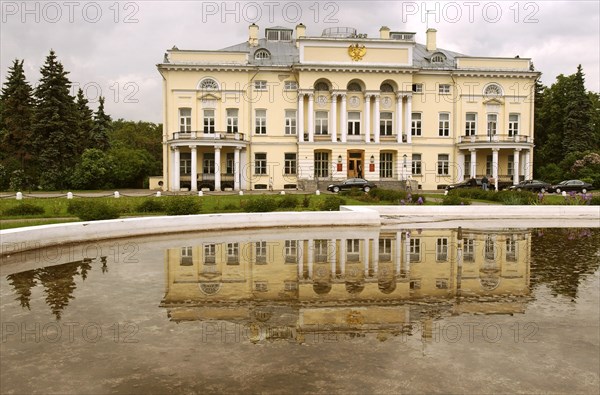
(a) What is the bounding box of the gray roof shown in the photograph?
[412,43,465,69]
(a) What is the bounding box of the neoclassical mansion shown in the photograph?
[153,24,538,191]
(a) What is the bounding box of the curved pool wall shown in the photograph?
[1,205,598,256]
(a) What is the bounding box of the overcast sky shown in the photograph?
[1,0,599,123]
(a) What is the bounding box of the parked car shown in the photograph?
[508,180,552,193]
[445,178,482,191]
[327,178,376,193]
[548,180,593,194]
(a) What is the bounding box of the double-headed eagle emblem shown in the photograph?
[348,44,366,61]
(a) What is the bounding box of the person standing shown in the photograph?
[481,175,489,191]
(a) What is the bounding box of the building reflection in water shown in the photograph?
[160,227,532,342]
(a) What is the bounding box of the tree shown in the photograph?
[36,261,81,320]
[31,50,79,190]
[6,270,37,310]
[92,96,111,150]
[0,59,35,180]
[70,148,114,189]
[562,65,594,154]
[74,88,96,156]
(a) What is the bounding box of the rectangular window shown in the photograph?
[180,153,191,176]
[439,84,450,94]
[412,154,422,175]
[203,109,215,133]
[410,280,421,290]
[284,81,298,90]
[284,281,298,291]
[465,113,477,136]
[465,155,471,178]
[254,281,268,292]
[255,80,267,91]
[487,114,498,136]
[410,238,421,262]
[314,240,328,263]
[347,239,360,262]
[314,152,329,178]
[180,246,193,266]
[226,109,238,133]
[485,236,495,260]
[226,153,234,174]
[380,152,393,179]
[203,153,214,174]
[255,109,266,134]
[463,238,474,262]
[412,83,423,93]
[284,153,297,175]
[179,108,191,132]
[379,238,392,262]
[436,238,448,262]
[255,153,267,175]
[380,112,393,136]
[486,155,493,177]
[227,242,239,265]
[255,241,267,264]
[204,244,216,264]
[506,237,518,262]
[508,155,514,177]
[508,113,520,136]
[436,279,448,289]
[437,154,449,175]
[411,113,422,136]
[285,240,297,263]
[438,112,450,136]
[315,111,328,135]
[285,110,297,135]
[348,112,361,135]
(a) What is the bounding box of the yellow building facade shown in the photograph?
[156,24,539,191]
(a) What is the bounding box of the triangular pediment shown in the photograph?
[483,97,504,106]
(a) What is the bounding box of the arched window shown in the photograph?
[314,82,329,91]
[380,83,394,92]
[484,84,503,96]
[347,82,362,92]
[254,49,271,60]
[431,53,446,63]
[199,78,219,90]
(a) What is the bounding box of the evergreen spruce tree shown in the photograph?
[31,50,78,190]
[6,270,37,310]
[0,59,35,180]
[74,88,95,156]
[36,261,80,320]
[563,65,594,154]
[92,96,111,150]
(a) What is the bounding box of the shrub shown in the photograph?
[242,196,278,212]
[369,188,403,202]
[3,203,45,216]
[442,194,471,205]
[302,195,311,208]
[136,198,166,213]
[278,195,298,209]
[591,195,600,206]
[319,195,346,211]
[495,190,536,205]
[67,200,120,221]
[164,196,202,215]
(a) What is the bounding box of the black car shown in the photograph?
[508,180,551,193]
[548,180,593,194]
[327,178,376,193]
[445,178,482,191]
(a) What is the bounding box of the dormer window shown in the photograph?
[254,49,271,60]
[484,84,503,97]
[431,53,446,63]
[199,78,219,90]
[266,29,292,41]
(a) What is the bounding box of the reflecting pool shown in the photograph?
[1,227,599,394]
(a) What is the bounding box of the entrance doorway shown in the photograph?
[347,151,364,178]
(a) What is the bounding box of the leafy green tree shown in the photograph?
[109,145,156,188]
[110,119,162,163]
[70,148,114,190]
[0,59,35,182]
[563,65,594,154]
[31,50,79,190]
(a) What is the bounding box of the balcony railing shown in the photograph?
[458,134,529,144]
[171,131,245,141]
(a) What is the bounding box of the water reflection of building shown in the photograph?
[160,228,531,341]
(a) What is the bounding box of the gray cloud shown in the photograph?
[1,0,598,123]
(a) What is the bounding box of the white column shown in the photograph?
[395,232,402,275]
[329,239,336,276]
[330,95,337,143]
[372,238,379,277]
[297,93,304,143]
[373,95,380,144]
[396,94,403,143]
[457,151,465,182]
[524,149,531,180]
[470,149,477,179]
[513,149,521,185]
[298,249,304,279]
[234,147,241,191]
[173,147,180,191]
[190,146,198,191]
[307,239,314,279]
[363,239,370,276]
[340,239,346,277]
[403,232,410,277]
[214,146,221,191]
[405,95,412,144]
[170,147,176,191]
[340,94,347,143]
[492,148,499,191]
[307,93,314,142]
[364,94,371,143]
